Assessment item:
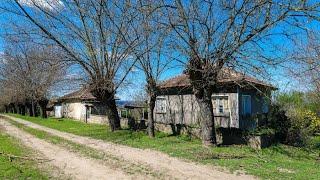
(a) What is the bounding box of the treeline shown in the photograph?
[0,37,68,118]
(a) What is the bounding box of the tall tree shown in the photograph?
[160,0,320,145]
[2,0,144,130]
[289,32,320,102]
[133,1,173,137]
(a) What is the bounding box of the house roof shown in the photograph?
[59,87,120,102]
[59,88,96,101]
[47,99,58,108]
[158,68,276,90]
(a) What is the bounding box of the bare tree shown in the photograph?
[0,36,68,118]
[158,0,320,145]
[1,0,144,130]
[289,31,320,100]
[133,1,173,137]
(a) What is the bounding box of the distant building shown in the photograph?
[54,88,117,124]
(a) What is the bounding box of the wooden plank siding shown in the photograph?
[154,92,239,129]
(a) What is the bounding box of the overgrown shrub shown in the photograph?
[268,91,320,147]
[268,104,312,146]
[306,110,320,134]
[268,104,291,142]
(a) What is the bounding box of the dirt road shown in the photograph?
[1,116,257,180]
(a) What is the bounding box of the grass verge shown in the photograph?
[6,113,320,179]
[0,127,49,179]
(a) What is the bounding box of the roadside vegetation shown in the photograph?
[0,131,50,179]
[6,113,320,179]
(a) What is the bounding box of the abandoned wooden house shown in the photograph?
[155,68,277,137]
[54,88,114,124]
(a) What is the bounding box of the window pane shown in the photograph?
[219,105,223,113]
[212,96,228,113]
[224,98,228,109]
[156,98,166,113]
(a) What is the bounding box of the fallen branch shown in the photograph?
[210,153,248,159]
[196,152,248,160]
[0,152,52,162]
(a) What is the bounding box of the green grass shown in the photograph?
[0,130,49,179]
[6,113,320,179]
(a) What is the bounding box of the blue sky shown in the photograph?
[0,1,319,101]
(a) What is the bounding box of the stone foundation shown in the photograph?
[247,134,275,149]
[66,115,129,127]
[155,123,201,137]
[154,123,274,149]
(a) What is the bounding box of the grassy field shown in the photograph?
[6,114,320,179]
[0,130,49,179]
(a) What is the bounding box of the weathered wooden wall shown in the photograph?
[239,89,268,130]
[154,92,239,129]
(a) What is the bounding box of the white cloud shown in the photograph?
[19,0,64,11]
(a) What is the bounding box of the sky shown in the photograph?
[0,0,319,101]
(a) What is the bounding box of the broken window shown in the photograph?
[156,97,167,113]
[212,96,229,114]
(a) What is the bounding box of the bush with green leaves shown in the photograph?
[268,104,291,142]
[268,91,320,147]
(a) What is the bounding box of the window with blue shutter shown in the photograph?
[242,95,251,115]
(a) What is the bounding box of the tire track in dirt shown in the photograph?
[0,119,148,180]
[3,115,257,180]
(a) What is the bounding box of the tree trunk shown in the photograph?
[17,104,22,114]
[38,99,49,118]
[10,103,17,114]
[195,89,216,146]
[17,104,25,115]
[91,84,121,131]
[146,78,158,138]
[26,102,33,117]
[187,54,218,145]
[40,107,47,118]
[105,97,121,131]
[32,100,39,117]
[21,104,26,115]
[147,95,156,137]
[34,105,39,117]
[4,105,8,113]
